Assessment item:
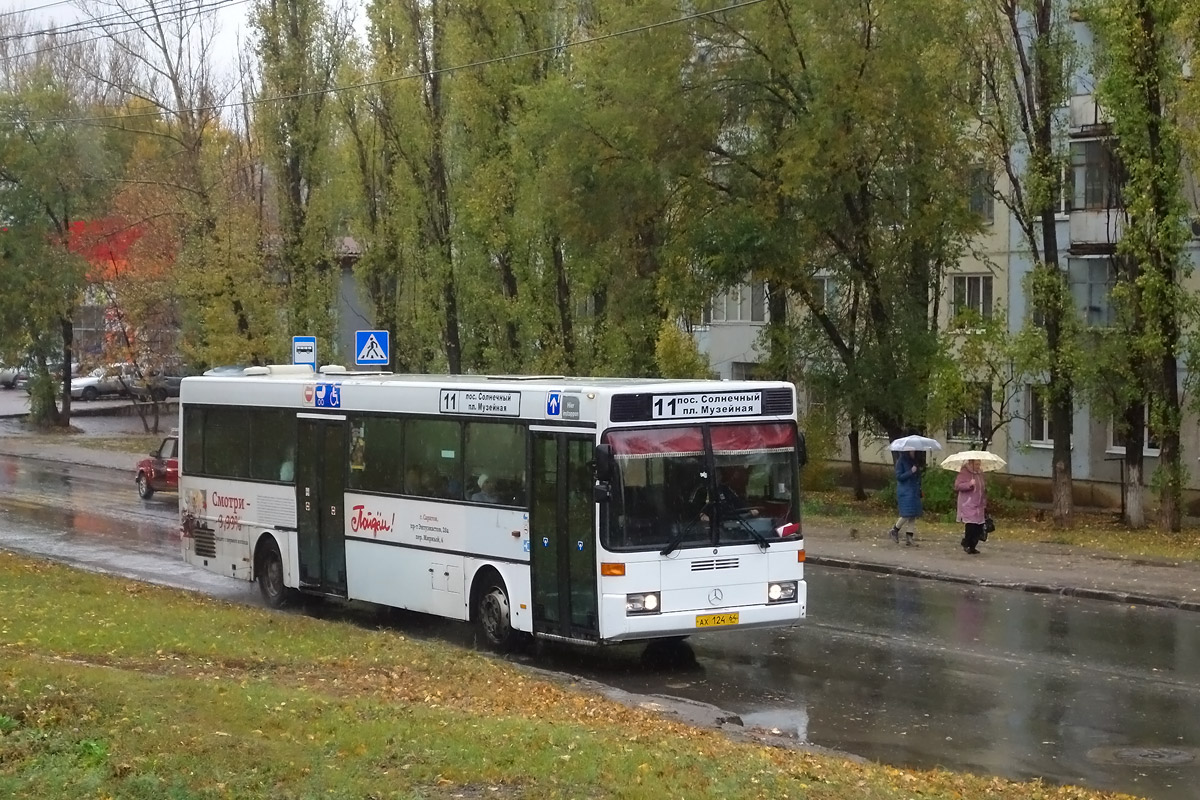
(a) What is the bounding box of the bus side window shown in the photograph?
[465,421,525,505]
[404,418,461,500]
[349,416,403,493]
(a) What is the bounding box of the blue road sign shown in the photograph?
[292,336,317,368]
[546,391,561,417]
[355,330,390,366]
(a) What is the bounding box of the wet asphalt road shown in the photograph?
[0,454,1198,800]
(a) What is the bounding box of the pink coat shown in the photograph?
[954,466,986,524]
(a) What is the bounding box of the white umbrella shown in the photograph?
[940,450,1006,472]
[888,434,943,452]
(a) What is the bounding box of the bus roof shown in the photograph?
[181,366,797,426]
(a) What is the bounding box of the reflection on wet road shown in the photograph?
[1,454,1197,800]
[0,455,252,601]
[539,569,1200,800]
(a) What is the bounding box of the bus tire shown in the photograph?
[475,575,516,651]
[256,538,290,609]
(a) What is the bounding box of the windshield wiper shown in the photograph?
[661,518,702,557]
[718,505,771,551]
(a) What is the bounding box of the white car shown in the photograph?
[0,361,29,389]
[70,364,137,401]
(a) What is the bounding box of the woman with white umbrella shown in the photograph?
[886,434,941,546]
[945,451,1003,554]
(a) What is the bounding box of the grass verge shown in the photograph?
[0,552,1141,799]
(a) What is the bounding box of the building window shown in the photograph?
[704,280,768,324]
[1110,405,1160,454]
[1068,257,1114,327]
[1071,139,1121,210]
[730,361,760,380]
[809,276,839,314]
[1028,385,1053,443]
[805,387,827,416]
[948,384,993,442]
[968,166,995,223]
[951,275,994,323]
[1056,163,1074,216]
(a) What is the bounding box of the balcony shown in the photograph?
[1069,209,1123,248]
[1070,95,1112,136]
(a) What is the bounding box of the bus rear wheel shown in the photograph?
[476,579,516,651]
[257,540,290,609]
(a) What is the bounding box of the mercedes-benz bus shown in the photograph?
[178,365,806,649]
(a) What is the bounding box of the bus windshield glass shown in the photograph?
[602,422,799,552]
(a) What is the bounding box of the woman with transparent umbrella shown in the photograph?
[886,435,941,547]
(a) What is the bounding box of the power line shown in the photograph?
[2,0,245,43]
[0,0,79,19]
[8,0,766,126]
[2,0,249,59]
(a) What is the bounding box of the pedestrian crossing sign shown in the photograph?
[354,330,390,366]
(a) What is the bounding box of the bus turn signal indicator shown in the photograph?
[601,562,625,576]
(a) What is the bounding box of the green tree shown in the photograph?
[0,73,116,426]
[681,0,981,492]
[1090,0,1192,530]
[253,0,348,361]
[961,0,1082,526]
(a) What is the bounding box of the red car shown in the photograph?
[136,434,178,499]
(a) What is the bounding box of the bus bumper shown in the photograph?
[598,580,806,642]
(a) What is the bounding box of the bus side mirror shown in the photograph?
[796,433,807,468]
[593,444,614,482]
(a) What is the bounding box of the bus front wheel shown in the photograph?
[476,579,516,651]
[257,539,290,609]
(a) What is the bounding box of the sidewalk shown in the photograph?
[803,521,1200,612]
[3,428,1199,613]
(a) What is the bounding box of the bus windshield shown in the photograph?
[602,422,799,552]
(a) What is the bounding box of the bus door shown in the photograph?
[296,414,348,595]
[530,431,599,642]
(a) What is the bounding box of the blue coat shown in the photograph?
[894,452,923,518]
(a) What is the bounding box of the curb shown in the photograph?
[806,555,1200,613]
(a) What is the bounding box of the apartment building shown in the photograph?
[693,77,1200,508]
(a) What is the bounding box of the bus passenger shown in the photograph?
[471,474,500,504]
[404,466,426,496]
[279,446,295,482]
[700,466,759,521]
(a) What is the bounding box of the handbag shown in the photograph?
[982,515,995,541]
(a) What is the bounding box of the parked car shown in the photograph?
[130,363,191,401]
[136,433,178,499]
[202,365,249,376]
[70,363,136,401]
[0,360,29,389]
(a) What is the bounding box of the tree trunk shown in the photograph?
[552,235,574,371]
[58,316,74,427]
[496,249,520,360]
[1049,383,1074,526]
[1123,401,1146,528]
[848,422,866,501]
[1158,352,1182,531]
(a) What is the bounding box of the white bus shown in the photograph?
[178,365,807,649]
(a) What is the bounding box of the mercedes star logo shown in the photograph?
[708,588,724,605]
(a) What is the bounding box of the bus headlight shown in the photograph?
[768,581,797,603]
[626,592,661,614]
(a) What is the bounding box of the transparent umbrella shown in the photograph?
[888,434,942,452]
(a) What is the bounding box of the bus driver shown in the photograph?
[699,466,760,522]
